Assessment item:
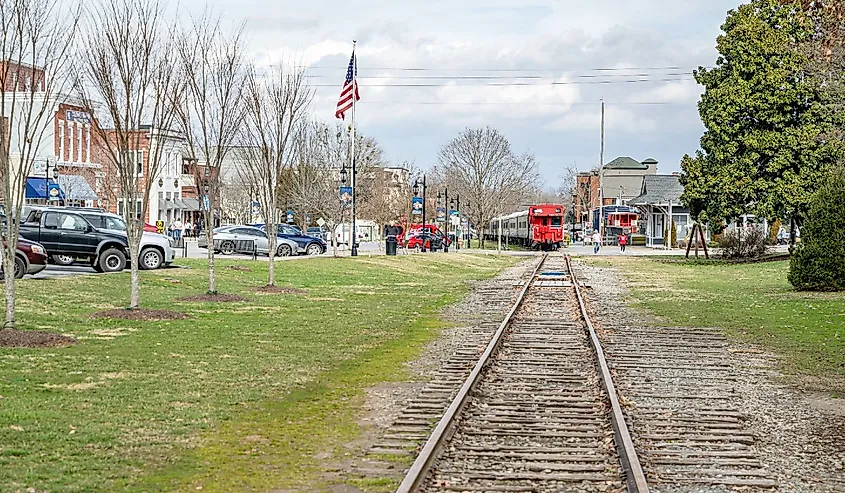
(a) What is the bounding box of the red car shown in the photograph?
[406,231,446,251]
[1,237,48,279]
[406,223,451,246]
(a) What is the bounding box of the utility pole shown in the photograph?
[598,99,605,245]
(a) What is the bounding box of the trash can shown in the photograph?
[386,235,398,256]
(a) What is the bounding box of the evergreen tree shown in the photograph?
[680,0,843,230]
[788,166,845,291]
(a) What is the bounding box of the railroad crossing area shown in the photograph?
[342,253,842,493]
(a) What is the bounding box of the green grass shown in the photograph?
[0,254,519,492]
[596,257,845,384]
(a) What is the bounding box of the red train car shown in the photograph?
[529,204,565,250]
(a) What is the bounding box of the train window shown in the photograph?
[551,217,562,227]
[542,218,548,226]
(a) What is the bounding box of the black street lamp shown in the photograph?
[451,195,460,251]
[439,188,449,253]
[339,163,358,255]
[45,158,60,205]
[465,200,472,248]
[413,175,427,252]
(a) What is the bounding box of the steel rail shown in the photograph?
[566,254,650,493]
[395,253,548,493]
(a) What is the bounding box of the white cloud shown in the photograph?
[181,0,737,179]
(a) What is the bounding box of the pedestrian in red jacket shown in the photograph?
[619,232,628,253]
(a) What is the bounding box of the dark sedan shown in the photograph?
[1,237,48,279]
[259,224,326,255]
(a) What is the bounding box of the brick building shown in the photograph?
[572,157,659,229]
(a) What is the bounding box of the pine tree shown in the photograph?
[788,166,845,291]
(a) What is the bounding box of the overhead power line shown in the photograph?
[354,101,698,106]
[301,65,704,72]
[308,77,695,88]
[305,71,693,80]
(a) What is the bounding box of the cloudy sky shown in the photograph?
[194,0,740,187]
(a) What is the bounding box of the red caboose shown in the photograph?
[529,204,565,250]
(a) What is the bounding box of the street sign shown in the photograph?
[316,217,326,227]
[156,220,165,234]
[65,110,92,124]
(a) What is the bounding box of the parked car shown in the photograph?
[406,231,444,252]
[198,225,299,256]
[252,223,303,235]
[19,209,129,272]
[77,211,175,270]
[407,223,451,247]
[305,227,329,242]
[0,237,48,280]
[261,224,326,255]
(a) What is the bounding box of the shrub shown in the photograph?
[671,220,678,248]
[719,227,769,259]
[769,219,782,242]
[788,167,845,291]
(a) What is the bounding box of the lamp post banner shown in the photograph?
[286,210,294,223]
[48,183,62,201]
[436,207,446,222]
[411,196,423,215]
[339,187,353,205]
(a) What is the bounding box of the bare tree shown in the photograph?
[238,64,311,286]
[78,0,182,309]
[434,127,539,247]
[0,0,78,328]
[555,163,579,223]
[288,120,384,255]
[176,13,246,294]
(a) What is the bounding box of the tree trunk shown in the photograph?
[3,249,15,329]
[789,216,796,254]
[129,251,140,308]
[267,226,276,286]
[206,217,216,293]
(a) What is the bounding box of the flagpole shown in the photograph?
[350,40,358,257]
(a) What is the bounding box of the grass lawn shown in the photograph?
[595,257,845,386]
[0,254,519,492]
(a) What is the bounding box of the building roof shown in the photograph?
[604,156,651,170]
[627,175,684,206]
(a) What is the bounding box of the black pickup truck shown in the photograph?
[19,209,129,272]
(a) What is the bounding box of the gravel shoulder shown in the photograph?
[575,260,845,493]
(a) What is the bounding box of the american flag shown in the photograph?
[335,52,359,120]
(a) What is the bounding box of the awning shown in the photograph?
[182,198,200,211]
[158,198,174,210]
[173,199,189,209]
[25,177,64,200]
[56,175,98,201]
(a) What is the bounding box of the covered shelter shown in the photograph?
[628,174,695,248]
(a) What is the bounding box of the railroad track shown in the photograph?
[397,253,648,493]
[362,260,539,461]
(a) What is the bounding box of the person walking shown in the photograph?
[592,230,602,254]
[172,218,183,242]
[619,231,628,253]
[184,220,193,239]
